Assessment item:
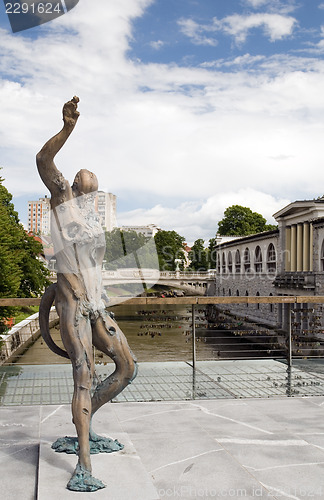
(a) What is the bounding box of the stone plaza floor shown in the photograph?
[1,360,324,499]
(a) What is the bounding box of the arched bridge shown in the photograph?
[101,268,216,294]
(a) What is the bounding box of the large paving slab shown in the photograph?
[0,406,40,500]
[113,398,324,500]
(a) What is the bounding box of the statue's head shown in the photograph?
[72,169,98,195]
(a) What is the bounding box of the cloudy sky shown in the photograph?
[1,0,324,244]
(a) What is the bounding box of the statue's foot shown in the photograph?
[52,434,123,455]
[89,429,124,454]
[52,436,78,454]
[67,464,105,492]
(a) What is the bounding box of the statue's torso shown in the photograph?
[51,191,106,313]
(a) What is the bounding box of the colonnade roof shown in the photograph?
[273,199,324,221]
[215,228,279,249]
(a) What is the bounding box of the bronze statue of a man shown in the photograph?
[37,97,137,491]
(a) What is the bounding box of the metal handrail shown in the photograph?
[2,295,324,306]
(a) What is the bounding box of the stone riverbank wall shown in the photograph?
[0,308,59,365]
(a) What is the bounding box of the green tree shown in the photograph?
[154,230,186,271]
[207,237,217,269]
[105,228,145,269]
[0,174,50,326]
[218,205,277,236]
[188,239,208,271]
[104,228,157,269]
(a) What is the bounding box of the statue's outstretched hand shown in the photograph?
[63,96,80,128]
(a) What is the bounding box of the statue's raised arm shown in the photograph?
[36,96,80,197]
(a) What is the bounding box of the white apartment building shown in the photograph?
[28,196,51,235]
[119,224,160,238]
[95,191,117,231]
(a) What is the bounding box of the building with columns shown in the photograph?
[273,201,324,273]
[211,198,324,355]
[273,199,324,293]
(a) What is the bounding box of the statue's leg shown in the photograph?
[55,289,105,492]
[91,311,137,416]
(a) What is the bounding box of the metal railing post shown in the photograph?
[287,303,292,367]
[192,304,196,369]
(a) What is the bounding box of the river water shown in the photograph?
[17,303,211,365]
[17,302,278,365]
[106,303,210,363]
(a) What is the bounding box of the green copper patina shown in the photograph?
[52,428,124,455]
[67,464,106,492]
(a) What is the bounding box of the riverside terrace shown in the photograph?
[2,298,324,498]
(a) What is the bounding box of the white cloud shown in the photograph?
[117,189,290,244]
[219,13,297,43]
[243,0,298,15]
[178,18,218,46]
[302,26,324,54]
[150,40,164,50]
[244,0,270,7]
[317,25,324,47]
[179,12,297,46]
[201,53,265,69]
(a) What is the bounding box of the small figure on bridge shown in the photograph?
[37,97,137,492]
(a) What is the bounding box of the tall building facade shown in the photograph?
[95,191,117,231]
[28,196,51,235]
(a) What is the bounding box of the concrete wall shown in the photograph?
[0,308,59,365]
[215,273,279,327]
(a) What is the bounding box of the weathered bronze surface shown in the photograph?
[37,97,137,492]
